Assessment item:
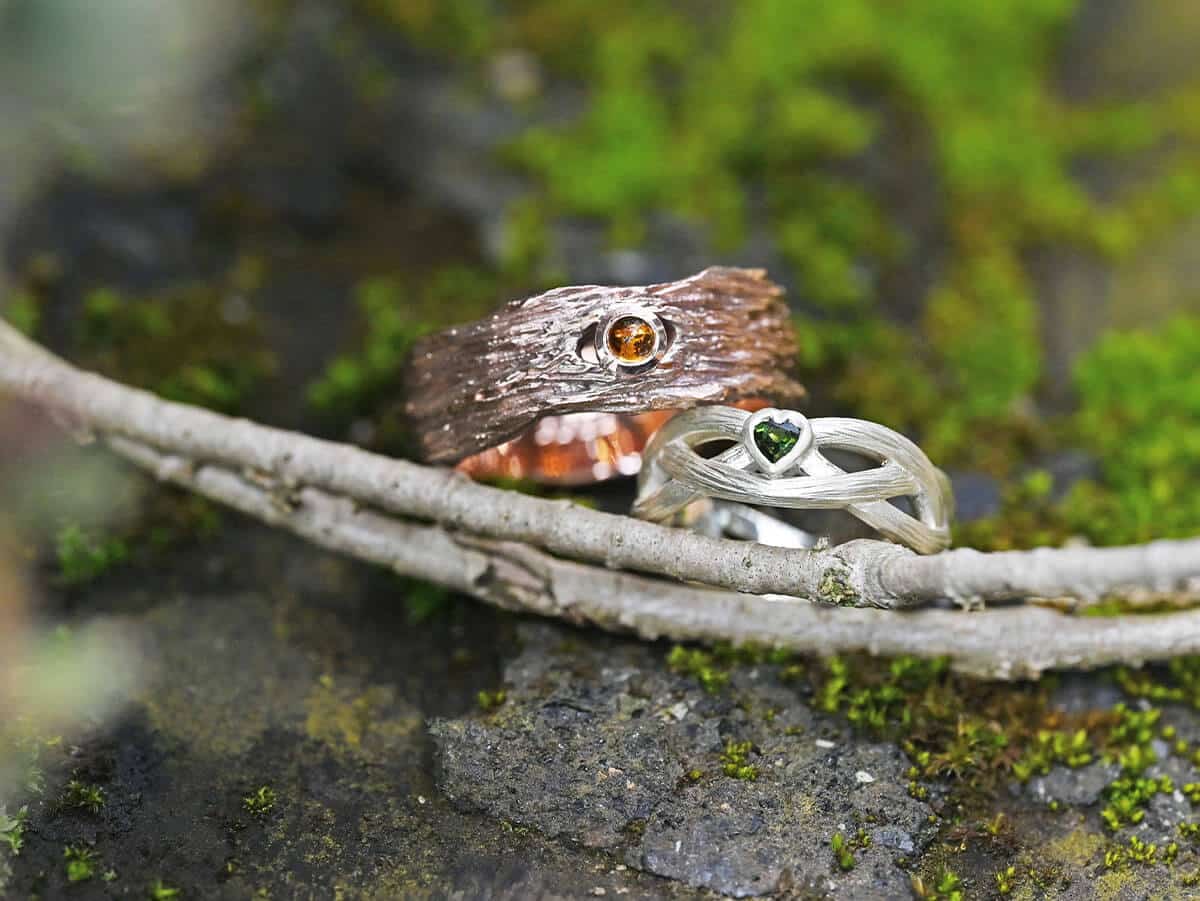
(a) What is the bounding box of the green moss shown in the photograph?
[1011,728,1092,782]
[831,831,856,871]
[994,865,1016,895]
[402,579,453,625]
[63,778,105,813]
[75,281,275,415]
[64,844,98,883]
[0,806,27,855]
[1104,834,1165,870]
[305,266,505,451]
[305,276,430,417]
[1114,658,1200,708]
[149,880,181,900]
[243,785,278,818]
[4,291,42,336]
[1063,316,1200,545]
[912,866,965,901]
[817,567,859,607]
[360,0,1200,498]
[719,739,759,780]
[55,522,129,586]
[476,690,507,712]
[666,645,731,693]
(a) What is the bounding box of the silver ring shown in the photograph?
[633,406,954,554]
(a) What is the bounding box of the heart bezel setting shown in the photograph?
[743,407,814,477]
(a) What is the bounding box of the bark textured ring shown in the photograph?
[633,405,954,554]
[405,267,805,480]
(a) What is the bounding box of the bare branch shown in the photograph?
[1,319,1199,619]
[103,435,1200,679]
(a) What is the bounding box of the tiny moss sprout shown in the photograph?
[666,646,730,694]
[719,739,758,781]
[64,778,106,814]
[912,867,964,901]
[0,805,28,855]
[64,845,98,883]
[149,878,181,899]
[994,865,1016,895]
[830,832,855,872]
[476,689,507,712]
[55,523,129,586]
[243,786,277,818]
[1104,834,1164,869]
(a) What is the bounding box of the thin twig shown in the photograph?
[104,435,1200,679]
[1,319,1199,616]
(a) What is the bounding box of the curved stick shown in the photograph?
[1,319,1199,612]
[104,435,1200,679]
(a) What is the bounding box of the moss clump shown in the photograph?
[994,865,1016,895]
[64,844,98,883]
[1114,658,1200,708]
[954,470,1075,551]
[666,646,731,694]
[831,831,855,871]
[306,267,501,428]
[719,739,759,780]
[402,579,453,625]
[74,280,275,415]
[1063,316,1200,545]
[0,806,28,855]
[55,523,129,586]
[63,778,105,813]
[476,690,507,712]
[912,867,965,901]
[1010,728,1092,782]
[306,276,431,418]
[817,567,858,607]
[243,785,277,818]
[1103,834,1173,870]
[149,880,181,900]
[4,291,41,336]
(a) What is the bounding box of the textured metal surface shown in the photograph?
[405,267,804,464]
[634,406,954,554]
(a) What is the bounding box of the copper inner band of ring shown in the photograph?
[456,401,770,486]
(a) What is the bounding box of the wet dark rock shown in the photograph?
[431,624,934,897]
[1026,760,1121,807]
[1050,672,1127,714]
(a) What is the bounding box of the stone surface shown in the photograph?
[1027,761,1122,807]
[3,528,697,899]
[431,624,934,898]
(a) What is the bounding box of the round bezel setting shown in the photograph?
[742,407,815,477]
[596,303,668,372]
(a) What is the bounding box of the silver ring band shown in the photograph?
[633,406,953,554]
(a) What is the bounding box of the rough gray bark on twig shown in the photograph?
[4,321,1198,610]
[98,435,1200,679]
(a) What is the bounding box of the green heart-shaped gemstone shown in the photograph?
[753,419,803,464]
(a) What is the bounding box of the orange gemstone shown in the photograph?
[606,316,656,364]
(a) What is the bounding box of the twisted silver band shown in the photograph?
[633,406,953,554]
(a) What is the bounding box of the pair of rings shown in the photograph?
[406,267,953,554]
